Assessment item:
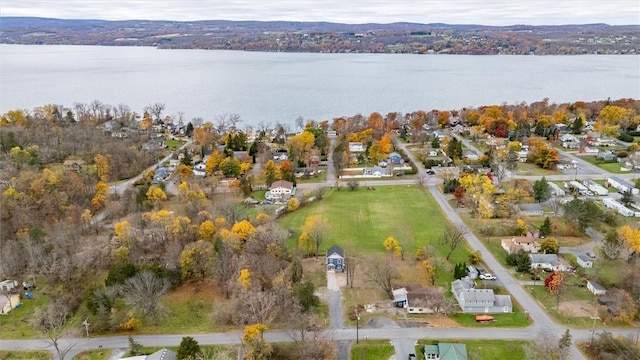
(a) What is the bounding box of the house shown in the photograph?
[606,176,639,195]
[387,152,403,164]
[581,146,599,155]
[120,348,177,360]
[326,245,344,271]
[392,284,431,313]
[462,150,479,161]
[424,343,468,360]
[596,151,616,162]
[451,278,512,314]
[529,254,569,271]
[265,180,295,201]
[518,203,544,216]
[432,130,447,139]
[63,159,85,173]
[428,149,441,157]
[501,236,541,254]
[363,166,392,177]
[562,140,580,149]
[560,134,578,143]
[349,142,365,153]
[548,182,566,196]
[577,255,593,268]
[587,280,607,295]
[0,294,20,315]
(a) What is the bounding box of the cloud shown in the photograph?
[1,0,638,25]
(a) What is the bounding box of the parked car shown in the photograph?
[426,169,435,175]
[586,252,597,259]
[408,354,416,360]
[480,273,496,280]
[476,267,486,275]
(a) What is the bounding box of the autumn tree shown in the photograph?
[146,185,167,208]
[527,138,559,169]
[383,236,402,258]
[198,220,216,241]
[179,241,214,281]
[263,160,281,187]
[302,215,328,258]
[242,323,272,360]
[544,271,565,307]
[287,131,315,167]
[540,238,559,254]
[92,180,109,210]
[94,153,110,181]
[30,301,74,360]
[288,197,299,212]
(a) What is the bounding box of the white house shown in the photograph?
[0,280,17,293]
[587,280,607,295]
[349,142,365,153]
[363,166,392,177]
[606,176,639,195]
[120,348,177,360]
[530,254,569,272]
[451,278,512,314]
[577,255,593,268]
[265,180,295,201]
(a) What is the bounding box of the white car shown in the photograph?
[480,273,496,280]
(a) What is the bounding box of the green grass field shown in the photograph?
[0,351,52,360]
[351,339,395,360]
[0,289,52,339]
[278,186,454,257]
[581,156,625,173]
[415,339,529,360]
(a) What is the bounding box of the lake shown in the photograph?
[1,44,638,127]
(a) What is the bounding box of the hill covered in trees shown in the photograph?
[1,17,638,55]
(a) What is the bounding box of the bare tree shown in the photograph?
[524,331,571,360]
[295,116,305,131]
[365,255,398,298]
[145,103,166,122]
[441,223,467,261]
[120,271,170,324]
[232,288,279,325]
[345,253,359,289]
[228,113,242,130]
[31,301,76,360]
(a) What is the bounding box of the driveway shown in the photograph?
[327,270,345,329]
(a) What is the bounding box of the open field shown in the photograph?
[0,286,52,339]
[0,351,52,360]
[580,156,626,173]
[278,186,457,257]
[414,339,529,360]
[351,339,395,360]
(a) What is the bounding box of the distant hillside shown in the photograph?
[1,17,638,55]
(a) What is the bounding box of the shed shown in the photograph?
[518,203,544,216]
[587,280,607,295]
[577,255,593,268]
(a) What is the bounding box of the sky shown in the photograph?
[1,0,639,26]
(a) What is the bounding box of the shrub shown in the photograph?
[618,133,634,142]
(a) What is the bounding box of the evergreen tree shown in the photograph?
[431,136,440,149]
[185,122,194,137]
[181,148,192,166]
[177,336,202,360]
[539,217,552,236]
[571,116,584,134]
[533,177,552,203]
[620,189,634,207]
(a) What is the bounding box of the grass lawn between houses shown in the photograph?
[580,156,626,173]
[414,339,530,360]
[350,339,395,360]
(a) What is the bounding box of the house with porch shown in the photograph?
[392,284,431,314]
[326,245,344,271]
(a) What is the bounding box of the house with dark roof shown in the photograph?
[392,284,431,314]
[518,203,544,216]
[424,343,468,360]
[326,245,344,271]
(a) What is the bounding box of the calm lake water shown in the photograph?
[1,44,639,126]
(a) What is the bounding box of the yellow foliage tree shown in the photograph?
[516,218,528,235]
[383,236,402,257]
[205,150,225,174]
[94,153,110,181]
[238,268,252,288]
[231,220,256,241]
[255,212,270,224]
[114,220,132,239]
[298,231,313,256]
[146,185,167,207]
[620,226,640,253]
[198,220,216,241]
[242,323,271,360]
[91,180,109,210]
[418,259,435,286]
[178,164,193,181]
[2,185,24,201]
[288,197,299,212]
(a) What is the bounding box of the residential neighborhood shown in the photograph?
[1,96,639,360]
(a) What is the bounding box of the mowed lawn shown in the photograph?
[279,186,458,260]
